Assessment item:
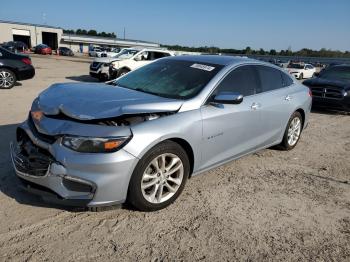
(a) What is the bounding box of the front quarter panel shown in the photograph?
[123,109,203,172]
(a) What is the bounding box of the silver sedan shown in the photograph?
[10,55,311,211]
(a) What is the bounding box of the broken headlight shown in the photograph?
[61,136,130,153]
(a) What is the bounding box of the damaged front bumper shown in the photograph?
[10,119,138,208]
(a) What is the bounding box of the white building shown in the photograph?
[0,20,160,52]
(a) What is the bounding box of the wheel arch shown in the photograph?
[167,138,195,177]
[295,108,305,129]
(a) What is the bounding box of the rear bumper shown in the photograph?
[17,65,35,81]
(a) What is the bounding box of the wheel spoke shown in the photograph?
[167,162,182,176]
[164,182,177,193]
[156,184,164,202]
[167,176,182,185]
[141,178,158,189]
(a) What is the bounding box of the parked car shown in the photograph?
[89,51,124,81]
[10,55,311,211]
[34,44,52,55]
[108,48,174,79]
[303,64,350,111]
[287,63,316,80]
[1,41,28,53]
[0,46,35,89]
[100,47,120,58]
[89,47,105,57]
[57,47,74,56]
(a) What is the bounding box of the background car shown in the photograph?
[108,48,174,79]
[0,46,35,89]
[57,47,74,56]
[303,64,350,111]
[1,41,28,53]
[287,63,316,79]
[33,44,52,55]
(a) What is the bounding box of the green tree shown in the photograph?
[269,49,277,55]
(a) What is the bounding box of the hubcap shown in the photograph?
[141,153,184,204]
[287,117,301,146]
[0,71,14,88]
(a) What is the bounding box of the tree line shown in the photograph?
[162,45,350,58]
[63,29,116,38]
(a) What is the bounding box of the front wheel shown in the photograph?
[299,73,303,80]
[0,68,16,89]
[279,111,303,150]
[127,141,190,211]
[117,68,130,78]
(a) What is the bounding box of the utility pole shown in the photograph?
[123,27,126,40]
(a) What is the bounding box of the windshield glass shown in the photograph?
[287,63,304,69]
[114,49,139,60]
[320,66,350,80]
[114,59,224,99]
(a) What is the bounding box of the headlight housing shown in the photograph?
[61,136,130,153]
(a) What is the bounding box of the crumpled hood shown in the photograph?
[35,83,183,120]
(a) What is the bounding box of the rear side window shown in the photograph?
[255,65,284,92]
[152,52,170,59]
[281,71,293,87]
[215,65,259,96]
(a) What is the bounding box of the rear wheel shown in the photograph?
[0,68,16,89]
[279,111,303,150]
[127,141,190,211]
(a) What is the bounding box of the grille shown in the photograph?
[311,86,344,99]
[14,131,53,177]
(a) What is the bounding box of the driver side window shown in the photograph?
[215,65,259,97]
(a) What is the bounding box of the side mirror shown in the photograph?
[211,91,243,104]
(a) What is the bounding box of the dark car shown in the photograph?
[1,41,29,53]
[57,47,74,56]
[0,46,35,89]
[303,64,350,111]
[33,44,52,55]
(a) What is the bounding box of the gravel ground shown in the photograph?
[0,57,349,261]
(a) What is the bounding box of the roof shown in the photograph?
[0,20,62,29]
[170,55,252,66]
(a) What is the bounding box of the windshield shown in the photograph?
[114,59,224,99]
[114,49,139,60]
[287,63,304,69]
[320,66,350,81]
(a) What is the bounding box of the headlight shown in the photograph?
[62,136,130,153]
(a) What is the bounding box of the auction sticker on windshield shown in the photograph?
[190,63,215,71]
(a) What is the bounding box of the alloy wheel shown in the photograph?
[141,153,184,204]
[0,70,15,88]
[287,117,301,146]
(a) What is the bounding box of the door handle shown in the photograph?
[251,102,260,110]
[285,95,292,101]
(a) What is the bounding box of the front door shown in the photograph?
[200,65,262,171]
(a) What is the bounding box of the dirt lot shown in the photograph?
[0,56,349,261]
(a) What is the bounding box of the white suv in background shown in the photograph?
[108,48,174,79]
[287,63,316,80]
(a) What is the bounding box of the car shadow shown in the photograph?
[65,75,100,83]
[0,123,86,211]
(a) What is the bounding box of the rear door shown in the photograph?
[252,65,295,146]
[200,65,262,170]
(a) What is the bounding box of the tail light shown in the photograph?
[308,88,312,97]
[21,58,32,65]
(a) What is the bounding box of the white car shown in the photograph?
[109,48,174,79]
[287,63,316,80]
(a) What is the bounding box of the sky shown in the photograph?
[1,0,349,51]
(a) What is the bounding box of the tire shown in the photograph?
[0,68,17,89]
[117,68,130,78]
[279,111,303,150]
[299,73,303,80]
[127,141,190,211]
[98,74,108,82]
